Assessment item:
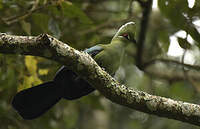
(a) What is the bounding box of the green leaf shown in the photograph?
[0,0,3,9]
[177,37,191,49]
[158,0,186,28]
[170,82,194,101]
[61,1,93,25]
[185,24,200,45]
[48,5,61,16]
[32,13,49,32]
[158,31,170,52]
[18,56,42,91]
[20,20,31,35]
[195,0,200,7]
[158,0,200,44]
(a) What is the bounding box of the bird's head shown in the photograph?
[112,22,137,44]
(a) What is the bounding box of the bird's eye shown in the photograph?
[121,33,130,40]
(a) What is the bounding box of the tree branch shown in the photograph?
[143,58,200,82]
[1,33,200,126]
[1,1,51,25]
[144,58,200,71]
[136,0,152,70]
[145,66,200,82]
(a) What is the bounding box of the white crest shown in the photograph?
[112,22,136,39]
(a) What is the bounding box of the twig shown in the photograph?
[145,58,200,70]
[182,50,188,80]
[143,58,200,71]
[143,55,200,82]
[145,68,200,82]
[1,1,52,25]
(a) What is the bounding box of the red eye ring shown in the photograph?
[121,33,130,40]
[122,33,128,37]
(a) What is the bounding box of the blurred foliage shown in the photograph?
[0,0,200,129]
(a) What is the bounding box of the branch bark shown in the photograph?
[1,33,200,126]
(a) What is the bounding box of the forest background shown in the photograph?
[0,0,200,129]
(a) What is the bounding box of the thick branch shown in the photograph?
[1,33,200,126]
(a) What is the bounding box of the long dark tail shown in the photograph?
[12,67,95,119]
[54,66,95,100]
[12,81,61,120]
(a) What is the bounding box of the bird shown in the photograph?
[12,22,136,120]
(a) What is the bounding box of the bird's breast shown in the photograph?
[94,45,124,76]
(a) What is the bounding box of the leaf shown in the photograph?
[158,0,186,28]
[38,69,49,75]
[48,18,61,39]
[158,31,170,52]
[170,82,194,101]
[185,24,200,45]
[18,56,42,91]
[18,76,42,92]
[61,1,93,25]
[32,13,49,32]
[48,5,61,16]
[20,20,31,35]
[17,76,33,91]
[0,0,3,9]
[158,0,200,44]
[177,37,191,49]
[25,56,37,75]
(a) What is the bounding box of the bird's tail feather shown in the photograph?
[53,67,95,100]
[12,69,95,119]
[12,81,61,120]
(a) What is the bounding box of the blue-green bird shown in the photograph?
[12,22,136,119]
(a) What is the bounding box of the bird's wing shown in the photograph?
[84,45,104,57]
[52,45,104,100]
